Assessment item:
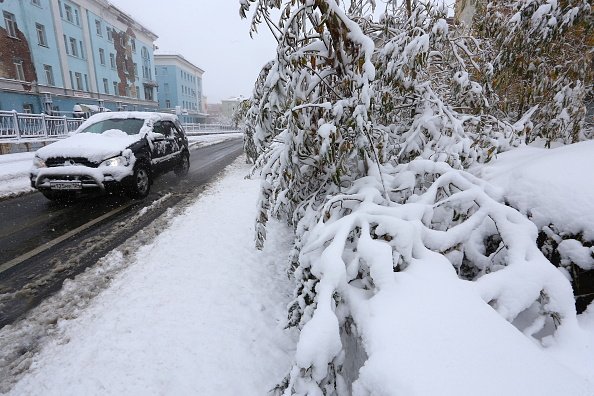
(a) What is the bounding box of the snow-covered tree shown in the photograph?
[371,1,519,169]
[241,0,379,250]
[240,0,584,393]
[476,0,594,145]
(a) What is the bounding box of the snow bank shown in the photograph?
[481,141,594,240]
[7,159,296,395]
[283,158,594,395]
[0,152,35,198]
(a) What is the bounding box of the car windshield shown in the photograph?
[80,118,146,135]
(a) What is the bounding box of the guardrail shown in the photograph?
[0,110,83,141]
[183,123,238,134]
[0,111,240,143]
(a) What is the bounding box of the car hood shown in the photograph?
[36,131,142,163]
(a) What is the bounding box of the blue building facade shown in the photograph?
[155,53,205,123]
[0,0,158,115]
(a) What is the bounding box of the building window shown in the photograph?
[165,100,171,108]
[44,64,55,86]
[113,81,118,95]
[58,1,63,17]
[109,53,115,69]
[64,4,73,23]
[63,35,68,54]
[32,0,41,6]
[3,12,17,38]
[164,83,169,93]
[107,27,113,42]
[14,62,25,81]
[99,48,105,65]
[79,41,85,59]
[141,47,151,80]
[84,74,89,91]
[162,67,167,75]
[69,71,74,88]
[74,8,79,25]
[144,86,153,101]
[131,38,136,52]
[23,103,33,113]
[125,86,131,97]
[69,37,78,57]
[133,63,138,77]
[103,78,109,94]
[95,20,102,36]
[36,23,48,47]
[74,72,83,90]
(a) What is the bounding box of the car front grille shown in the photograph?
[45,157,99,168]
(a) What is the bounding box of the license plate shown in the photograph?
[50,181,82,190]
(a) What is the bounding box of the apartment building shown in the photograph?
[155,53,205,123]
[0,0,158,115]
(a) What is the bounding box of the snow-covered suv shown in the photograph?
[30,112,190,201]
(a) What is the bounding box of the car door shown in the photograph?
[170,121,186,161]
[150,121,173,173]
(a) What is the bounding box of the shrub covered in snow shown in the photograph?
[240,0,593,394]
[475,0,594,145]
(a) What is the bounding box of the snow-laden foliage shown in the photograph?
[281,160,579,393]
[240,0,587,393]
[372,2,521,169]
[242,0,380,250]
[476,0,594,145]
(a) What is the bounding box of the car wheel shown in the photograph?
[128,163,151,199]
[174,151,190,177]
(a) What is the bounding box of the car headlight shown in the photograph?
[100,156,128,167]
[32,156,46,168]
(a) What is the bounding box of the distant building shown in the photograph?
[0,0,158,115]
[220,96,243,123]
[154,53,205,123]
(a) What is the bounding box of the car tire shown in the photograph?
[174,151,190,177]
[128,162,151,199]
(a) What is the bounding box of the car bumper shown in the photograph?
[30,166,134,194]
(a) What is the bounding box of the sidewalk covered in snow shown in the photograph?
[1,160,296,395]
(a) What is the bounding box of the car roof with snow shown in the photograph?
[75,111,179,134]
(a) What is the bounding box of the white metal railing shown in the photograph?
[0,110,83,141]
[183,123,239,134]
[0,111,240,142]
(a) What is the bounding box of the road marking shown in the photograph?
[0,202,135,275]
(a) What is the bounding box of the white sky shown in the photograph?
[109,1,455,104]
[110,0,278,104]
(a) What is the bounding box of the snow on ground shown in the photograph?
[480,140,594,240]
[0,133,241,200]
[5,157,296,395]
[2,139,593,395]
[479,140,594,383]
[0,152,35,199]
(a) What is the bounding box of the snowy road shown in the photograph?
[0,138,243,328]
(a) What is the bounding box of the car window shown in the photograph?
[171,122,184,139]
[80,118,145,135]
[174,120,185,134]
[155,121,176,135]
[153,121,166,135]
